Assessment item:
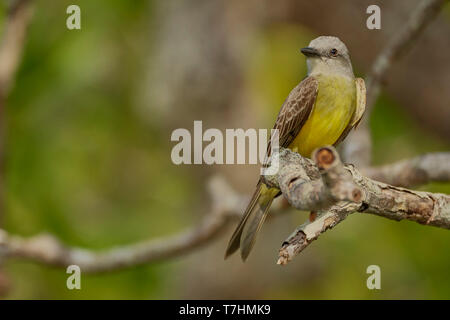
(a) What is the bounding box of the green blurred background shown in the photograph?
[1,0,449,299]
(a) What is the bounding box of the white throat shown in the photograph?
[307,58,354,79]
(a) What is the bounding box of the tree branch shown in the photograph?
[0,177,248,273]
[362,152,450,188]
[266,148,450,265]
[342,0,446,166]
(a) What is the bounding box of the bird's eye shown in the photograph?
[330,48,338,56]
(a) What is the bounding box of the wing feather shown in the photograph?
[334,77,366,146]
[266,76,318,157]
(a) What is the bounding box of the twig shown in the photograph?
[342,0,446,166]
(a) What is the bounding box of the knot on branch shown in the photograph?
[315,147,336,170]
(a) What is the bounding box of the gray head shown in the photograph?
[301,36,354,78]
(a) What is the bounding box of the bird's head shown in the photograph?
[301,36,354,78]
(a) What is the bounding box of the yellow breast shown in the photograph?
[289,74,356,157]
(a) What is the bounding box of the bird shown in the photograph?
[225,36,366,261]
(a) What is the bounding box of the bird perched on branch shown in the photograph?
[225,36,366,261]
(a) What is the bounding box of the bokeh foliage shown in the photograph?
[1,0,449,299]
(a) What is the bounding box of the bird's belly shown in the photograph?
[289,76,356,157]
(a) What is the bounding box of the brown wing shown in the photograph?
[266,76,318,157]
[334,77,366,146]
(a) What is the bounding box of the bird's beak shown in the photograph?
[301,47,320,57]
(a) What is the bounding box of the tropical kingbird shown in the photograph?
[225,36,366,261]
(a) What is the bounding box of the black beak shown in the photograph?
[301,47,320,57]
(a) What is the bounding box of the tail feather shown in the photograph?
[224,181,262,259]
[224,181,277,261]
[240,195,273,261]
